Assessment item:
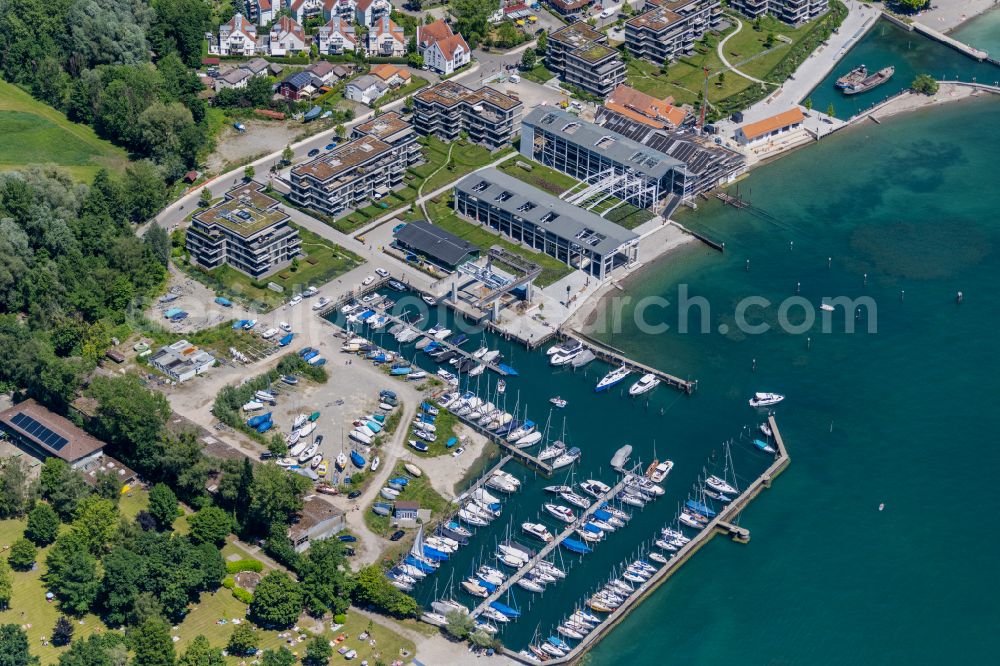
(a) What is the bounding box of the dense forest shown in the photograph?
[0,0,214,182]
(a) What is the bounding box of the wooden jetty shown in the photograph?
[501,415,790,664]
[560,330,697,394]
[371,311,510,376]
[454,454,514,505]
[717,192,749,209]
[445,397,554,476]
[469,476,630,618]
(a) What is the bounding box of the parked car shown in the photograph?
[362,275,375,286]
[259,452,274,460]
[389,530,405,541]
[375,267,390,278]
[344,547,355,557]
[392,223,407,233]
[347,490,362,499]
[338,534,358,543]
[325,142,337,150]
[452,447,465,458]
[307,148,320,157]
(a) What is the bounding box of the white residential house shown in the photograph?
[288,0,326,24]
[416,20,471,75]
[344,74,388,105]
[355,0,391,27]
[268,15,308,56]
[213,67,253,92]
[212,14,258,56]
[366,16,406,57]
[318,16,357,54]
[249,0,275,26]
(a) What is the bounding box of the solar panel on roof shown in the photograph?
[9,412,69,451]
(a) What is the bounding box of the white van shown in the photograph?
[261,328,279,339]
[279,321,292,332]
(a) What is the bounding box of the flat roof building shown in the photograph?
[289,122,415,217]
[351,111,422,169]
[186,183,301,278]
[151,340,216,382]
[625,0,722,66]
[393,219,479,269]
[412,81,523,151]
[729,0,828,26]
[0,399,107,468]
[413,81,524,150]
[547,22,626,98]
[521,107,685,209]
[454,168,639,280]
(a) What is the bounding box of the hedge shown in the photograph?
[226,559,264,574]
[232,587,254,604]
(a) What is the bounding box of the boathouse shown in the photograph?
[735,107,806,147]
[393,219,479,270]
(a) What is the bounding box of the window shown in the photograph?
[595,136,615,149]
[539,212,559,224]
[516,202,536,213]
[472,180,489,192]
[494,191,513,203]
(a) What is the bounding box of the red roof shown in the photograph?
[739,107,805,140]
[202,57,220,65]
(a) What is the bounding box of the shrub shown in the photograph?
[232,587,254,604]
[333,613,347,625]
[226,559,264,574]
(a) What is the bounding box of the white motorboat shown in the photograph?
[760,421,774,437]
[546,339,582,356]
[433,328,452,340]
[544,503,576,523]
[481,349,501,363]
[706,475,738,495]
[486,476,517,494]
[579,479,611,498]
[242,400,264,412]
[522,522,553,542]
[550,348,581,366]
[595,365,631,392]
[628,373,661,396]
[749,392,785,408]
[648,460,674,483]
[549,396,567,409]
[420,612,448,627]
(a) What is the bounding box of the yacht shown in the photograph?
[706,475,738,495]
[648,460,674,483]
[559,490,591,509]
[579,479,611,498]
[628,373,660,396]
[749,392,785,408]
[550,347,581,366]
[544,503,576,523]
[546,339,582,356]
[551,446,581,470]
[596,365,631,392]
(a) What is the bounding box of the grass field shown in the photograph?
[626,13,817,106]
[0,80,129,182]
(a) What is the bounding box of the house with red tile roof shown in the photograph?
[269,15,308,56]
[416,19,471,75]
[355,0,391,27]
[735,107,806,146]
[318,15,357,54]
[601,84,688,130]
[365,16,406,57]
[212,14,258,56]
[249,0,275,26]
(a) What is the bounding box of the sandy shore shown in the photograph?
[914,0,999,32]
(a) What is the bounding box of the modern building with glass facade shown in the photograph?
[547,22,626,98]
[625,1,722,65]
[729,0,828,25]
[453,168,639,281]
[412,81,523,150]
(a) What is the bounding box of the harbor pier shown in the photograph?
[443,397,554,476]
[454,454,514,505]
[560,330,697,394]
[501,415,790,664]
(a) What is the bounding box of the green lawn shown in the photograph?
[521,63,555,84]
[331,136,509,235]
[178,224,364,311]
[380,76,430,106]
[0,80,130,182]
[497,159,579,197]
[404,198,573,287]
[625,13,819,107]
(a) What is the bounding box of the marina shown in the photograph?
[558,330,697,395]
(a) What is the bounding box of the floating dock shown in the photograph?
[502,415,790,664]
[443,395,554,476]
[454,454,514,505]
[469,476,630,618]
[560,330,697,394]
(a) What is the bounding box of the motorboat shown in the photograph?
[481,349,501,363]
[551,447,581,470]
[546,339,582,356]
[648,460,674,483]
[549,396,567,408]
[550,348,581,366]
[629,373,660,396]
[404,463,422,477]
[544,503,576,523]
[242,400,264,412]
[522,522,553,542]
[420,612,448,627]
[760,421,774,437]
[571,349,596,368]
[596,365,631,392]
[749,392,785,408]
[579,479,611,498]
[706,475,738,495]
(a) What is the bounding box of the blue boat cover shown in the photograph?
[686,499,717,517]
[489,601,520,618]
[561,538,592,554]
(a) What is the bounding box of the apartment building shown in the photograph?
[625,0,722,65]
[547,22,626,98]
[453,168,639,281]
[412,80,523,151]
[351,111,422,169]
[729,0,829,25]
[289,133,409,218]
[186,183,301,279]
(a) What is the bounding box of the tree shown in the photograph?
[186,507,232,547]
[0,458,32,518]
[99,546,146,627]
[764,32,776,48]
[281,145,294,165]
[70,496,119,555]
[143,222,171,268]
[25,502,60,545]
[124,160,167,222]
[249,571,303,629]
[130,618,175,666]
[826,102,835,118]
[52,616,74,647]
[911,73,939,95]
[178,636,224,666]
[443,609,474,640]
[243,165,255,182]
[245,464,310,535]
[536,31,547,55]
[43,535,101,615]
[804,97,813,111]
[407,52,423,69]
[335,124,346,139]
[302,637,331,666]
[893,0,929,11]
[8,538,37,571]
[226,623,258,657]
[717,71,725,85]
[149,0,212,66]
[87,375,170,475]
[0,624,38,666]
[93,470,124,503]
[39,458,90,520]
[520,48,536,71]
[299,539,353,617]
[199,188,212,207]
[450,0,499,48]
[351,566,418,618]
[148,483,178,531]
[260,647,296,666]
[0,558,11,610]
[57,634,127,666]
[469,629,496,648]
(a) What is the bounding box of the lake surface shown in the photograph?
[806,18,999,118]
[952,7,1000,55]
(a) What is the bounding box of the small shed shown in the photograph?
[394,501,420,521]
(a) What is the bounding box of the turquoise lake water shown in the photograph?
[952,7,1000,55]
[806,18,999,118]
